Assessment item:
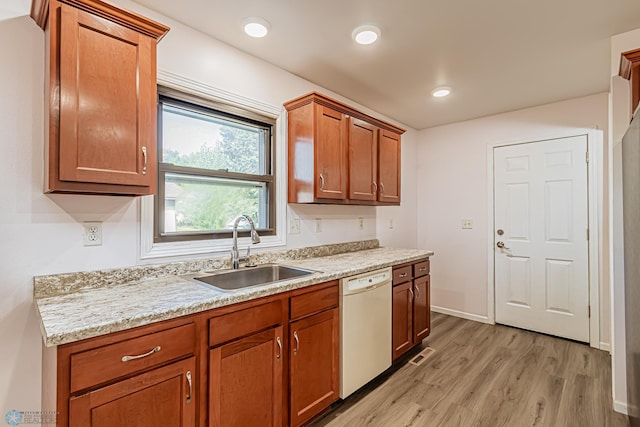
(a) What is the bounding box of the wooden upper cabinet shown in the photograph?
[620,48,640,117]
[378,129,401,204]
[349,118,378,201]
[32,0,169,195]
[285,92,404,205]
[315,105,349,200]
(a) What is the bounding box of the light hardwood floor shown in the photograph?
[310,312,629,427]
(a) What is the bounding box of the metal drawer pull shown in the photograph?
[409,287,414,302]
[398,272,408,278]
[186,371,192,404]
[121,345,161,362]
[319,173,325,191]
[419,267,427,272]
[141,146,147,175]
[380,182,385,194]
[373,181,377,194]
[414,285,421,297]
[276,336,282,361]
[293,331,299,356]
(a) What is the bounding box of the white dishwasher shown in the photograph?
[340,267,392,398]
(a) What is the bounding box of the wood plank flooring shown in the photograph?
[309,312,629,427]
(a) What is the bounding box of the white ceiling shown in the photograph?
[7,0,640,129]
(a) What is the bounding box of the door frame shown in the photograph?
[486,129,603,349]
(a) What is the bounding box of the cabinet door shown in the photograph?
[209,326,283,427]
[378,130,401,204]
[58,4,156,190]
[413,275,431,343]
[348,118,378,201]
[392,282,413,360]
[69,357,196,427]
[290,309,339,427]
[315,105,348,199]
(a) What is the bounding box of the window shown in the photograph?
[155,89,275,242]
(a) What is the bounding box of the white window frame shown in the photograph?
[139,70,286,260]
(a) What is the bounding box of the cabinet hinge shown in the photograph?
[586,151,589,164]
[586,228,590,241]
[588,305,591,317]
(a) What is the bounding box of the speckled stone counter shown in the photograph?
[34,240,433,347]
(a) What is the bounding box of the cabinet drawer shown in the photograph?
[393,266,412,285]
[290,283,339,321]
[209,299,283,347]
[70,323,196,393]
[414,259,430,277]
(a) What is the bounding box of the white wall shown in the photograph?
[0,2,419,416]
[416,94,610,332]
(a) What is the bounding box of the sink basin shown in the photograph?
[187,264,317,291]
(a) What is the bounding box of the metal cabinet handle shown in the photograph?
[319,173,325,191]
[293,331,299,356]
[380,182,385,195]
[399,272,408,278]
[276,336,282,361]
[373,181,377,194]
[496,241,510,249]
[419,267,427,272]
[414,284,421,298]
[409,287,414,302]
[141,146,147,175]
[121,345,161,362]
[186,371,192,404]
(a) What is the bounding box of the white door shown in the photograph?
[494,135,590,342]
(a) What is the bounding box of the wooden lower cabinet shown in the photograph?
[392,259,431,361]
[413,275,431,343]
[209,326,283,427]
[392,282,413,360]
[54,279,347,427]
[289,308,340,427]
[69,357,196,427]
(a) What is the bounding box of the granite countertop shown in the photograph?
[34,241,433,347]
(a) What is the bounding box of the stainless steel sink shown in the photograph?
[186,264,317,291]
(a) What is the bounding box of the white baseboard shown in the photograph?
[614,400,629,415]
[599,342,611,352]
[431,306,493,324]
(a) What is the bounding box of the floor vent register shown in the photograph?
[409,347,436,366]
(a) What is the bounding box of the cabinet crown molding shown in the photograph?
[30,0,170,39]
[284,91,406,135]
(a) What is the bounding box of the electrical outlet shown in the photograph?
[315,218,322,233]
[83,222,102,246]
[288,219,300,234]
[462,219,473,229]
[358,217,364,230]
[389,218,394,229]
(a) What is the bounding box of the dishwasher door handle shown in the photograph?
[343,281,391,296]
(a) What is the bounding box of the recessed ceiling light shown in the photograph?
[432,87,451,98]
[243,17,270,38]
[352,25,381,45]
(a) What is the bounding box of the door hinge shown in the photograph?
[588,305,591,317]
[586,151,589,164]
[586,228,590,240]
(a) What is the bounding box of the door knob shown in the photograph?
[496,241,510,249]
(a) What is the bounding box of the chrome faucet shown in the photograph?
[231,215,261,269]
